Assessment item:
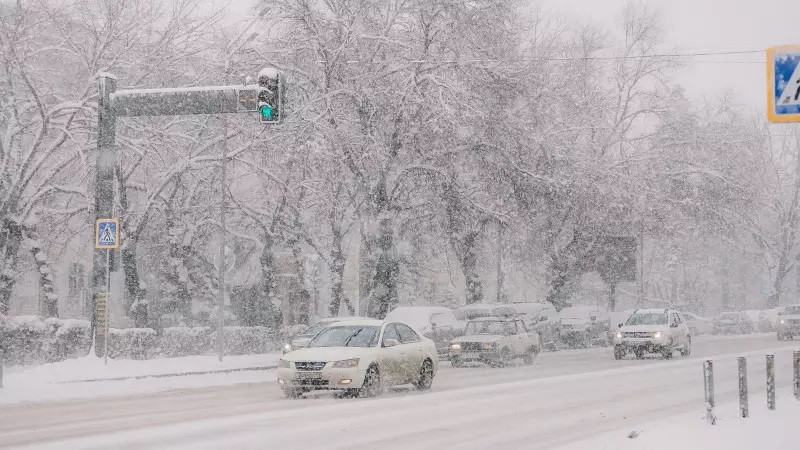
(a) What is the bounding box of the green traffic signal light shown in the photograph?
[259,104,273,121]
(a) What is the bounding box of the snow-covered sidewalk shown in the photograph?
[557,390,800,450]
[0,353,280,405]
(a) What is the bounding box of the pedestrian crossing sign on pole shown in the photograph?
[95,219,120,249]
[767,46,800,123]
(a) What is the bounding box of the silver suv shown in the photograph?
[613,309,691,360]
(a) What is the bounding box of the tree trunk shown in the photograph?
[457,231,484,305]
[329,226,354,317]
[257,233,279,327]
[366,219,399,319]
[0,218,23,315]
[26,228,59,317]
[117,168,147,327]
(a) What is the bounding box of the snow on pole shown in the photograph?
[0,348,3,389]
[794,350,800,400]
[738,357,749,418]
[703,360,715,424]
[766,354,776,410]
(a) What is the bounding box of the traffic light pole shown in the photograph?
[93,74,117,356]
[91,71,281,359]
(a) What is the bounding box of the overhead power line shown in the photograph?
[316,49,766,65]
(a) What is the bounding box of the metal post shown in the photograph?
[105,248,110,364]
[93,74,117,356]
[794,350,800,400]
[703,360,715,424]
[0,349,4,389]
[766,354,776,410]
[738,357,749,418]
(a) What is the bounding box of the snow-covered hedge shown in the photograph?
[108,328,157,360]
[0,315,281,365]
[0,315,90,366]
[222,326,282,355]
[157,327,213,358]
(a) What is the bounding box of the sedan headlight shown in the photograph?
[654,331,662,339]
[278,359,290,368]
[450,343,461,351]
[615,331,622,339]
[780,319,785,324]
[483,342,494,350]
[282,343,293,354]
[332,358,359,368]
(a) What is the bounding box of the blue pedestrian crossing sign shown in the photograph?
[767,46,800,123]
[95,219,120,249]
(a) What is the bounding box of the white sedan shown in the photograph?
[277,319,439,398]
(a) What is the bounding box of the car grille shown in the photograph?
[460,342,485,351]
[293,379,330,386]
[786,319,800,325]
[623,332,654,338]
[294,361,326,371]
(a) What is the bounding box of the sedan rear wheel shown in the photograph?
[359,365,382,398]
[414,360,434,390]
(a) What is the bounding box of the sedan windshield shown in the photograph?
[307,326,379,348]
[465,320,514,335]
[625,313,668,326]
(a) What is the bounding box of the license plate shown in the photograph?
[296,372,322,380]
[461,352,480,359]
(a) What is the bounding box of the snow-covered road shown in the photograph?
[2,334,798,449]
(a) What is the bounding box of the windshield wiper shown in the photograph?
[343,328,365,347]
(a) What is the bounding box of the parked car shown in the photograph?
[449,316,540,367]
[277,319,439,398]
[283,317,352,353]
[777,304,800,341]
[558,306,609,348]
[497,302,560,350]
[384,306,462,357]
[712,312,754,335]
[454,303,500,322]
[682,312,713,335]
[613,308,692,359]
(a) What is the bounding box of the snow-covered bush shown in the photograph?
[0,315,90,365]
[222,326,281,355]
[157,327,212,358]
[46,318,91,361]
[108,328,157,360]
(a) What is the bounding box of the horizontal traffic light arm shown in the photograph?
[110,85,263,117]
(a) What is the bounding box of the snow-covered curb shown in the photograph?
[556,390,800,450]
[0,353,280,405]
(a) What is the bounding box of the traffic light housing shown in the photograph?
[257,68,281,123]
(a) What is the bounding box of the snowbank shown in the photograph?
[0,352,280,405]
[557,391,800,450]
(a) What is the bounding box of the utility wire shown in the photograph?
[316,49,766,65]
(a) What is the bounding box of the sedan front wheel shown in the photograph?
[359,365,382,398]
[414,360,434,390]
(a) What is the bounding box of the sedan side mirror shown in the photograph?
[383,338,400,348]
[617,323,623,328]
[670,322,679,328]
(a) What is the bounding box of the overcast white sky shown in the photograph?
[229,0,798,115]
[541,0,799,115]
